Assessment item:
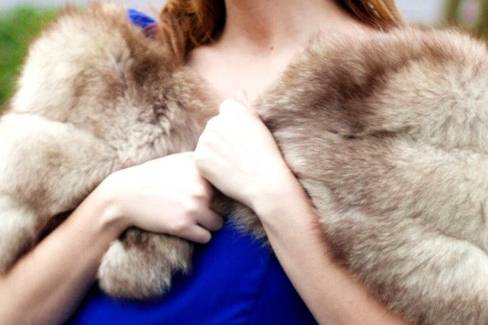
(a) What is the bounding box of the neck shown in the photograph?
[217,0,359,53]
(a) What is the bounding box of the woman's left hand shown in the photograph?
[195,100,294,210]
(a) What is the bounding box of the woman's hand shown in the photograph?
[195,101,408,325]
[195,100,297,212]
[99,152,223,244]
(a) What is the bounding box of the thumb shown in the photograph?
[219,99,254,116]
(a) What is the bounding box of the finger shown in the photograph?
[182,225,212,244]
[220,99,258,117]
[219,99,246,114]
[195,134,211,160]
[193,146,211,175]
[196,209,224,232]
[200,180,214,199]
[204,116,220,128]
[197,121,220,147]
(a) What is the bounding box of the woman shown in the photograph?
[0,0,408,324]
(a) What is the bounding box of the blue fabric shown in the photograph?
[67,10,317,325]
[68,222,317,325]
[128,9,156,29]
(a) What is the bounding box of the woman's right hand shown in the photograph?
[98,152,223,244]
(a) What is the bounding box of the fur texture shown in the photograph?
[1,4,488,324]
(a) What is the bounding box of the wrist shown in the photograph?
[90,176,130,235]
[249,166,304,217]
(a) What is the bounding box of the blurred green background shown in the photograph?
[0,7,57,108]
[0,0,487,111]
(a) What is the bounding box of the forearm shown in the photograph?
[0,185,125,325]
[252,174,408,325]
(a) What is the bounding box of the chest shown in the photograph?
[187,47,296,105]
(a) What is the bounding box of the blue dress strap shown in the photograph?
[128,9,156,29]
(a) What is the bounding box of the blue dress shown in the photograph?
[67,10,317,325]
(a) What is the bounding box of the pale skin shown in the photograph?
[0,154,222,324]
[0,0,408,324]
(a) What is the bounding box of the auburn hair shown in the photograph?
[157,0,404,61]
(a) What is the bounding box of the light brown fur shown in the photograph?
[1,4,488,324]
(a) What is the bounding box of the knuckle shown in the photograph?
[193,183,210,198]
[184,200,201,216]
[172,215,192,233]
[194,156,211,176]
[192,190,205,202]
[170,222,183,234]
[194,150,206,165]
[195,144,212,160]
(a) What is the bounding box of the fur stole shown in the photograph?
[1,4,488,324]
